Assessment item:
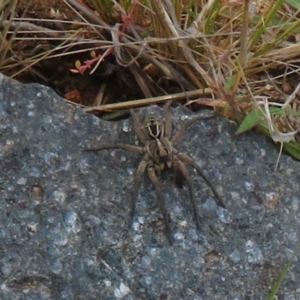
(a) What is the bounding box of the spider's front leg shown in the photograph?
[129,154,148,228]
[163,100,173,139]
[177,152,226,209]
[148,160,173,244]
[172,114,215,145]
[130,108,148,144]
[85,143,144,154]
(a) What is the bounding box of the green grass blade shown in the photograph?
[236,106,300,135]
[285,0,300,10]
[267,241,300,300]
[283,142,300,160]
[236,109,263,134]
[249,0,284,51]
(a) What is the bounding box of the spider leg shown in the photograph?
[172,114,215,145]
[174,157,202,230]
[130,108,148,144]
[148,161,173,244]
[177,152,226,208]
[85,143,144,154]
[129,154,149,227]
[163,100,173,139]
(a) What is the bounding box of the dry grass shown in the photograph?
[1,0,300,161]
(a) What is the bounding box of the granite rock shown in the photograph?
[0,73,300,299]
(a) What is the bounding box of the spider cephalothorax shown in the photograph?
[86,101,226,244]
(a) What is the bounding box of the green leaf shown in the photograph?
[285,0,300,11]
[236,109,263,134]
[224,75,235,91]
[283,141,300,160]
[236,106,300,135]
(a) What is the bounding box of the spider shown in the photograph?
[86,101,226,244]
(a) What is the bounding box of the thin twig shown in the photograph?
[83,88,213,112]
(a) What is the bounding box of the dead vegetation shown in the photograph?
[1,0,300,161]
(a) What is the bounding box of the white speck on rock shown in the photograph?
[180,114,190,121]
[132,221,140,231]
[150,247,157,256]
[53,190,67,203]
[126,167,134,175]
[27,223,38,234]
[0,263,12,277]
[229,249,241,263]
[28,110,35,117]
[234,157,244,165]
[217,207,232,224]
[16,177,27,185]
[64,210,81,234]
[43,115,53,124]
[6,139,14,145]
[230,191,241,201]
[203,198,217,210]
[0,283,9,292]
[292,196,299,211]
[244,181,254,192]
[143,276,152,286]
[174,232,184,241]
[284,247,295,260]
[122,120,131,133]
[114,282,130,298]
[141,255,151,266]
[245,240,263,263]
[104,280,111,287]
[260,149,266,156]
[178,220,187,227]
[137,217,144,224]
[53,233,68,246]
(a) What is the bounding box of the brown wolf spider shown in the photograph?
[86,101,225,244]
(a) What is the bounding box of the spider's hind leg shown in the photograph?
[174,157,202,230]
[148,161,173,244]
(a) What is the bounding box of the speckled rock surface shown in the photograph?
[0,72,300,300]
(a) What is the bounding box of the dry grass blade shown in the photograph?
[84,87,213,112]
[0,0,19,65]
